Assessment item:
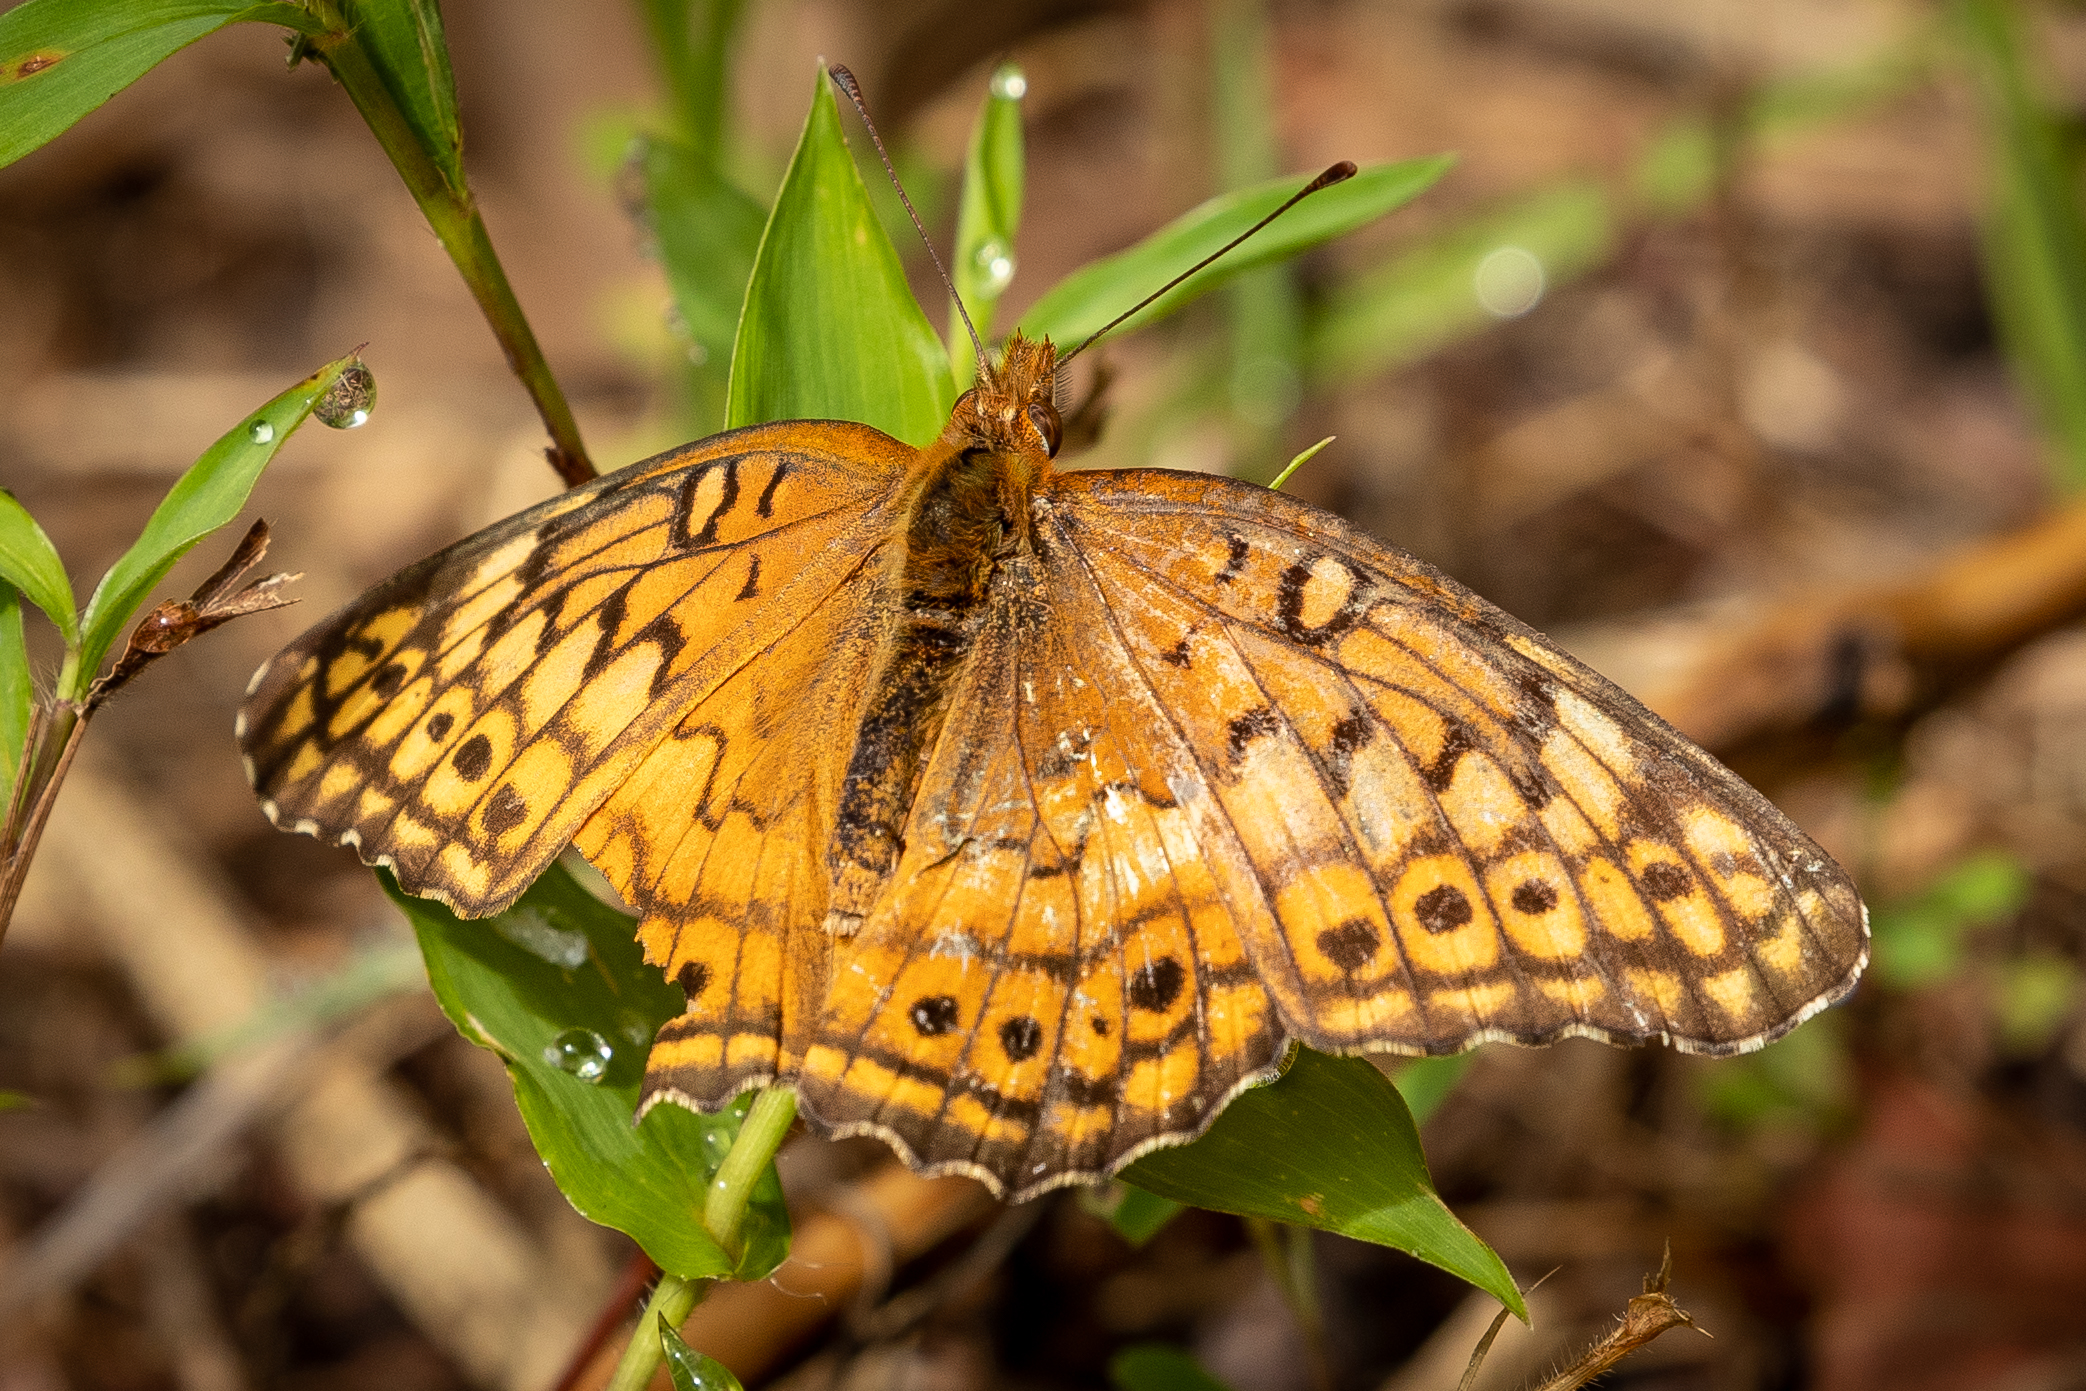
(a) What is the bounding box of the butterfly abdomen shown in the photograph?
[824,434,1039,934]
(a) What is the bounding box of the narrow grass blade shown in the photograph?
[1019,156,1452,350]
[949,63,1026,385]
[1305,181,1612,386]
[0,585,30,809]
[70,355,365,696]
[1954,0,2086,491]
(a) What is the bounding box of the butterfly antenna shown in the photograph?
[827,64,988,373]
[1057,160,1357,367]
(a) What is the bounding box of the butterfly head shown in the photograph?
[949,330,1062,462]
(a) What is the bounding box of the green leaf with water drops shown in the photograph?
[1018,156,1452,353]
[1119,1048,1522,1318]
[339,0,465,193]
[0,492,75,647]
[0,0,319,169]
[395,861,790,1281]
[67,354,368,700]
[0,584,29,810]
[949,63,1026,386]
[1109,1345,1239,1391]
[727,67,953,446]
[660,1323,746,1391]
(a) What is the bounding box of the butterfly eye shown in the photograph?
[1026,402,1062,457]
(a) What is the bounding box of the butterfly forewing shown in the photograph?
[1047,468,1868,1057]
[239,422,913,915]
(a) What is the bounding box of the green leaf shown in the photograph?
[636,0,749,158]
[0,0,317,169]
[394,862,789,1281]
[0,584,29,809]
[1305,181,1613,386]
[1019,156,1453,351]
[1120,1048,1522,1317]
[1389,1052,1472,1125]
[949,63,1026,385]
[0,1091,34,1112]
[1109,1345,1238,1391]
[660,1323,746,1391]
[1954,0,2086,491]
[1871,849,2032,988]
[68,354,363,698]
[0,491,76,646]
[727,68,954,444]
[339,0,465,192]
[1098,1186,1186,1247]
[1110,1050,1471,1250]
[642,132,766,427]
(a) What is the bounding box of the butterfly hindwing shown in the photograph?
[240,421,913,915]
[795,545,1284,1198]
[1049,468,1868,1057]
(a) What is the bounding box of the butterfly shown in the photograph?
[237,316,1867,1201]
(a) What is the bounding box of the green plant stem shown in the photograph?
[601,1087,798,1391]
[706,1087,799,1252]
[1244,1217,1331,1391]
[308,17,595,487]
[603,1272,706,1391]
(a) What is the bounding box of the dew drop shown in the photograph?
[972,238,1015,297]
[544,1027,613,1083]
[247,419,275,444]
[1473,246,1545,319]
[990,65,1027,101]
[315,360,377,430]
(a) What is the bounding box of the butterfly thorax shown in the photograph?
[825,332,1063,935]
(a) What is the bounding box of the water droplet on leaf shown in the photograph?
[248,420,275,444]
[990,65,1027,101]
[972,239,1015,297]
[544,1027,613,1082]
[315,360,376,429]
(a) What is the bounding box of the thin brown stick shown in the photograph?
[0,703,88,948]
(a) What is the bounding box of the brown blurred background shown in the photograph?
[7,1,2086,1389]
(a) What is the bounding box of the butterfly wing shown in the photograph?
[784,465,1866,1199]
[1045,468,1868,1057]
[239,421,914,916]
[791,539,1288,1199]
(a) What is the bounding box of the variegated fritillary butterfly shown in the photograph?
[239,329,1867,1201]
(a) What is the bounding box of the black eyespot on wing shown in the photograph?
[999,1016,1044,1061]
[1511,879,1559,915]
[481,784,528,835]
[1317,919,1380,971]
[452,734,492,782]
[1127,957,1185,1012]
[910,995,961,1036]
[1414,885,1473,934]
